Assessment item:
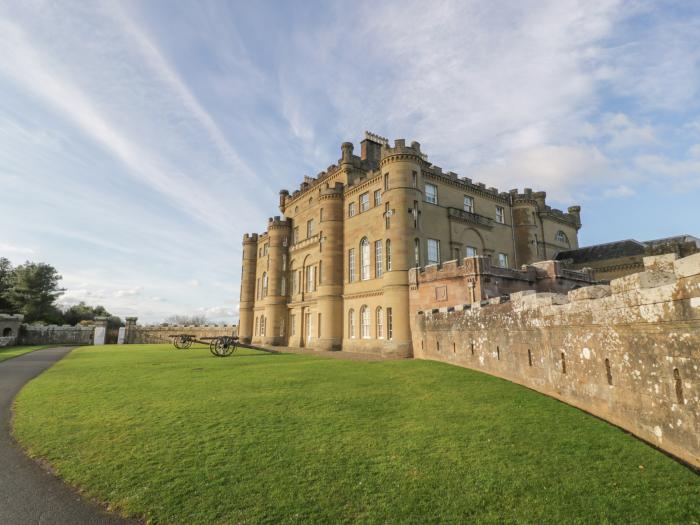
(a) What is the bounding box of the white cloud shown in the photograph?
[602,185,636,198]
[114,287,142,298]
[188,279,201,288]
[0,243,35,255]
[595,113,655,150]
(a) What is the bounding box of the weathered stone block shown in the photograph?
[610,271,676,294]
[568,285,611,301]
[673,252,700,278]
[643,253,678,273]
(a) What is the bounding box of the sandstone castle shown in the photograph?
[238,132,584,356]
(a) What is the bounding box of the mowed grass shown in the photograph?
[0,345,55,363]
[13,344,700,524]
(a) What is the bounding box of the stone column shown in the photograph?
[124,317,138,344]
[94,316,108,345]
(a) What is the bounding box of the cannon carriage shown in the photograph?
[168,334,239,357]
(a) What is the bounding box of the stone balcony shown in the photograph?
[447,207,494,228]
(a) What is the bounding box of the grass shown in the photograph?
[0,345,56,363]
[13,344,700,524]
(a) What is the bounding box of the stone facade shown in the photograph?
[239,132,581,356]
[408,256,596,311]
[410,252,700,469]
[0,314,23,347]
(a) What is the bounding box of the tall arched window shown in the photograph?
[376,307,384,339]
[386,240,392,271]
[260,315,266,336]
[348,309,355,338]
[555,230,570,247]
[280,276,286,296]
[414,238,420,266]
[262,272,268,297]
[360,305,370,339]
[360,238,370,280]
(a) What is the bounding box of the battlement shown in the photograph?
[243,233,259,243]
[380,138,426,161]
[267,216,291,229]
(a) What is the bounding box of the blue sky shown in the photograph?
[1,1,699,323]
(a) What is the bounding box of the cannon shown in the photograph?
[168,334,239,357]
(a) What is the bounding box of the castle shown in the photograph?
[238,132,583,356]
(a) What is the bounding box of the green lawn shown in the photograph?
[0,345,55,363]
[13,344,700,524]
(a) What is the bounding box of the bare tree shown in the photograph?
[164,314,208,326]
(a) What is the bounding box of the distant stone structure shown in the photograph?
[124,318,237,345]
[19,323,95,346]
[410,252,700,468]
[555,234,700,281]
[0,314,23,347]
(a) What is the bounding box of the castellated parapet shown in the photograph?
[411,252,700,468]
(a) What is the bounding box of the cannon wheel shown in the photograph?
[211,336,237,357]
[173,336,184,349]
[183,336,193,349]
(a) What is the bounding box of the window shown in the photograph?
[317,313,321,338]
[348,248,356,282]
[555,231,569,245]
[256,278,260,300]
[297,270,302,293]
[360,305,370,338]
[290,314,296,336]
[255,316,259,335]
[279,317,285,337]
[292,271,298,294]
[414,238,420,266]
[359,192,370,212]
[262,272,268,297]
[282,254,287,271]
[386,240,392,271]
[498,253,509,268]
[263,243,269,256]
[348,202,357,217]
[495,205,505,224]
[360,238,370,280]
[412,200,419,228]
[260,315,266,336]
[375,240,383,277]
[463,195,474,213]
[318,261,323,284]
[280,276,286,296]
[305,265,316,292]
[383,173,389,191]
[307,219,314,238]
[348,309,355,338]
[384,203,390,229]
[412,171,417,187]
[386,307,393,340]
[374,189,382,206]
[376,307,384,338]
[292,227,299,244]
[427,239,440,265]
[319,208,324,222]
[466,246,477,257]
[425,183,437,204]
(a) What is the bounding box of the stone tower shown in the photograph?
[238,233,258,343]
[262,216,291,345]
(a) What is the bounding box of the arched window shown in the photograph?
[3,327,12,337]
[348,309,355,338]
[280,276,286,296]
[376,307,384,339]
[260,315,266,336]
[555,231,569,246]
[375,240,383,277]
[360,238,370,280]
[254,316,259,336]
[414,238,420,266]
[360,305,370,339]
[262,272,268,297]
[386,240,392,271]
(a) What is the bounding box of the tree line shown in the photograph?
[0,258,122,327]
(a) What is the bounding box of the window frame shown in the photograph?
[463,195,474,213]
[359,192,370,213]
[427,238,440,265]
[425,183,438,204]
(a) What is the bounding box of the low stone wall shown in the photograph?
[411,252,700,468]
[129,324,238,344]
[18,324,95,346]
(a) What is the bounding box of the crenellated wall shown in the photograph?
[410,252,700,468]
[19,324,95,345]
[129,324,238,344]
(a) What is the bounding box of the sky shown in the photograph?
[1,0,699,324]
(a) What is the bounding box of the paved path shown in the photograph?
[0,347,139,524]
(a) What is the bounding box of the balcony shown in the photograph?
[290,233,320,253]
[447,208,494,228]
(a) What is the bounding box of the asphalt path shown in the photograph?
[0,347,139,524]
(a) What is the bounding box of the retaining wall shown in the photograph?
[129,324,238,344]
[18,324,95,345]
[411,252,700,468]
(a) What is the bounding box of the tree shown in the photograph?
[62,301,123,328]
[5,262,65,323]
[164,314,208,326]
[0,257,13,313]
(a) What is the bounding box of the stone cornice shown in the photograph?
[344,171,381,198]
[342,289,385,300]
[423,172,509,204]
